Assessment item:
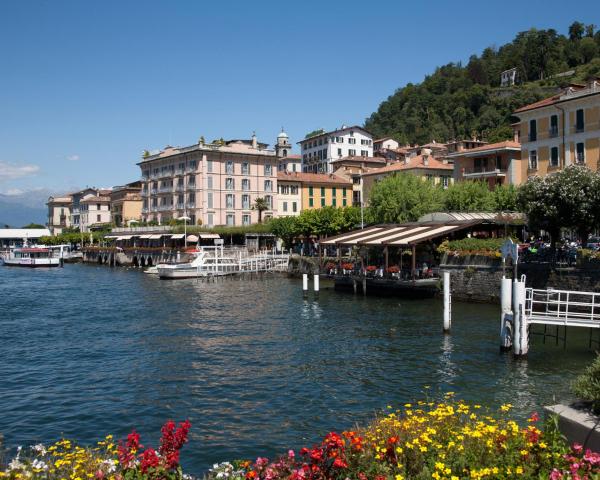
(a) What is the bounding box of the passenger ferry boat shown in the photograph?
[2,246,61,267]
[157,247,240,279]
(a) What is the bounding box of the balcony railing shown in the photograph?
[158,186,173,193]
[187,202,196,208]
[462,167,507,177]
[176,203,185,210]
[158,205,173,211]
[142,207,149,213]
[576,154,585,164]
[151,189,158,195]
[549,127,559,138]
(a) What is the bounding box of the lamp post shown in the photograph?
[178,216,191,248]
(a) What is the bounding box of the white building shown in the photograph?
[80,194,112,232]
[276,172,301,217]
[298,125,373,173]
[501,67,518,87]
[0,228,51,248]
[47,195,72,235]
[373,137,400,155]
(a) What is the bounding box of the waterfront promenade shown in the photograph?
[0,263,594,474]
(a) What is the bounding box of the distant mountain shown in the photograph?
[0,189,58,228]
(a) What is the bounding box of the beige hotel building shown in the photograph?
[138,132,292,227]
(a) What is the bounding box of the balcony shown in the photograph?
[151,188,158,195]
[176,203,185,210]
[576,154,585,164]
[549,127,559,138]
[158,186,173,193]
[462,167,507,178]
[175,185,184,192]
[142,207,149,214]
[158,204,173,212]
[187,202,196,209]
[141,190,149,196]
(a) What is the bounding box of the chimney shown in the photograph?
[251,131,257,149]
[422,148,432,166]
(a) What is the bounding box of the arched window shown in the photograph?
[282,149,287,157]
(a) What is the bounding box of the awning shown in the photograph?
[322,220,484,247]
[199,233,221,239]
[104,234,120,238]
[138,234,153,239]
[149,234,164,239]
[170,234,185,239]
[116,235,133,240]
[187,234,199,242]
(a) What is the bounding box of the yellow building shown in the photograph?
[110,181,143,227]
[276,172,352,211]
[361,150,453,204]
[513,78,600,180]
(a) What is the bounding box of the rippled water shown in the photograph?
[0,264,595,474]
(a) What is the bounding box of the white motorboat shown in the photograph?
[2,246,61,268]
[158,247,239,279]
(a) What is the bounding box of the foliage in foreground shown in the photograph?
[208,398,600,480]
[0,420,191,480]
[572,354,600,413]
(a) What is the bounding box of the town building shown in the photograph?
[278,154,302,173]
[448,140,522,188]
[298,125,373,174]
[501,67,518,87]
[276,172,301,217]
[361,149,453,205]
[330,156,387,206]
[80,194,112,232]
[138,133,280,227]
[513,78,600,179]
[445,139,488,155]
[110,181,143,227]
[373,137,400,156]
[276,172,352,212]
[69,188,110,230]
[46,195,72,235]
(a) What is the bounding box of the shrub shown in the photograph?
[572,355,600,412]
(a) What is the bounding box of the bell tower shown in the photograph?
[275,128,291,158]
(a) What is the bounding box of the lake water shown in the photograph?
[0,264,595,474]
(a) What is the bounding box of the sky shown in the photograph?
[0,0,598,196]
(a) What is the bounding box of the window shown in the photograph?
[342,187,347,197]
[332,187,336,196]
[242,162,249,175]
[225,178,234,190]
[309,198,314,207]
[188,175,196,186]
[242,194,250,209]
[242,214,251,225]
[550,115,558,137]
[96,204,101,210]
[207,213,214,227]
[321,197,325,207]
[291,185,298,194]
[349,149,356,156]
[576,109,585,133]
[264,180,272,192]
[348,138,356,144]
[550,147,559,167]
[207,160,213,173]
[576,142,585,164]
[189,160,197,170]
[441,176,450,188]
[207,176,213,189]
[342,198,347,206]
[309,186,313,196]
[529,119,537,141]
[226,161,234,174]
[361,150,368,156]
[320,187,325,196]
[265,195,272,209]
[242,178,250,191]
[337,148,342,156]
[336,136,343,143]
[292,202,297,212]
[226,214,235,226]
[226,194,235,209]
[97,214,101,222]
[332,198,337,207]
[207,192,213,208]
[264,164,272,176]
[495,155,502,170]
[529,150,538,169]
[283,202,288,212]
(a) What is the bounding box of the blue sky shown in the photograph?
[0,0,597,195]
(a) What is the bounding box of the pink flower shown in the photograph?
[549,470,563,480]
[574,443,584,454]
[288,450,295,459]
[584,449,600,465]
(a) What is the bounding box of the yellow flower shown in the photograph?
[395,475,404,480]
[500,403,513,412]
[516,466,524,474]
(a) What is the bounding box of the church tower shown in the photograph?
[275,128,291,158]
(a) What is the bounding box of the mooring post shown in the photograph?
[512,279,521,355]
[443,270,451,333]
[362,276,367,296]
[302,273,308,298]
[500,276,513,351]
[512,279,528,357]
[313,274,319,297]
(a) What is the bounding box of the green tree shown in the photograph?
[21,223,46,229]
[252,197,269,223]
[367,173,445,223]
[492,184,520,211]
[268,216,299,249]
[444,181,495,212]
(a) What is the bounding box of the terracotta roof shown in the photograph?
[330,156,386,164]
[446,141,521,156]
[282,154,301,159]
[374,137,395,143]
[514,81,600,113]
[514,93,563,113]
[362,154,452,177]
[277,171,352,185]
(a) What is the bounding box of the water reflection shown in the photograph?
[438,334,457,385]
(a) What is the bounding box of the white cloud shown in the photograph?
[4,188,24,196]
[0,161,40,182]
[66,154,80,161]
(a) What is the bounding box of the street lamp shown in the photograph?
[178,216,191,248]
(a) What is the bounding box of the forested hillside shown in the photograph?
[365,21,600,145]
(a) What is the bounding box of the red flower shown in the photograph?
[528,412,540,422]
[299,447,309,456]
[140,448,160,473]
[332,458,347,469]
[246,471,257,480]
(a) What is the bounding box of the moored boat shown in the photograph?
[157,247,239,279]
[2,246,61,268]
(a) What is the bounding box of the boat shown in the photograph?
[2,246,61,268]
[144,266,159,274]
[157,246,240,279]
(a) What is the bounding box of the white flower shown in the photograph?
[32,459,48,471]
[32,444,47,455]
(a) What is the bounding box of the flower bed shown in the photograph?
[208,398,599,480]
